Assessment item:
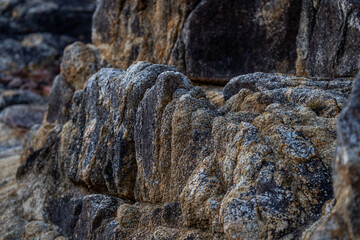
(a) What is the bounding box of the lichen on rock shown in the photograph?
[8,61,353,239]
[2,0,360,239]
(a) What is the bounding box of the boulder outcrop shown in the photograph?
[8,62,353,239]
[2,0,360,239]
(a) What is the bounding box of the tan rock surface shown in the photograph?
[11,63,353,239]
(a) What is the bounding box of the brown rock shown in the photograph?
[303,74,360,239]
[60,41,108,91]
[92,0,302,83]
[10,63,354,239]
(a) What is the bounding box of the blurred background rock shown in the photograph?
[0,1,95,214]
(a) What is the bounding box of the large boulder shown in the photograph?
[92,0,302,83]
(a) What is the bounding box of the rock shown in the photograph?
[0,89,45,111]
[92,0,302,83]
[170,0,302,83]
[11,63,352,239]
[92,0,199,70]
[134,70,217,202]
[179,72,351,238]
[223,72,352,101]
[51,194,123,239]
[302,74,360,239]
[60,41,109,91]
[0,0,95,39]
[0,104,46,128]
[0,38,58,76]
[63,63,177,199]
[46,74,74,124]
[0,34,72,95]
[0,122,27,155]
[0,0,96,92]
[1,0,360,237]
[197,84,225,108]
[0,114,43,240]
[296,0,360,77]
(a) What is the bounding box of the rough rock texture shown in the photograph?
[302,74,360,239]
[92,0,302,83]
[60,41,109,91]
[91,0,360,81]
[6,63,353,239]
[63,63,176,199]
[2,0,360,238]
[296,0,360,77]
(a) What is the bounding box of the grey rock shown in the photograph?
[0,104,46,128]
[64,63,177,199]
[297,0,360,77]
[46,74,74,124]
[0,89,45,111]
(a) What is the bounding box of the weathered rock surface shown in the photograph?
[7,62,353,239]
[301,74,360,239]
[92,0,302,83]
[90,0,360,82]
[60,41,109,91]
[2,0,360,238]
[170,0,302,82]
[296,0,360,77]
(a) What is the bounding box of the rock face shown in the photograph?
[92,0,360,81]
[9,62,353,239]
[296,0,360,77]
[2,0,360,239]
[92,0,302,83]
[303,74,360,239]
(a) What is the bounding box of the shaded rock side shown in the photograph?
[170,0,302,82]
[13,62,353,239]
[92,0,302,83]
[296,0,360,77]
[303,74,360,239]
